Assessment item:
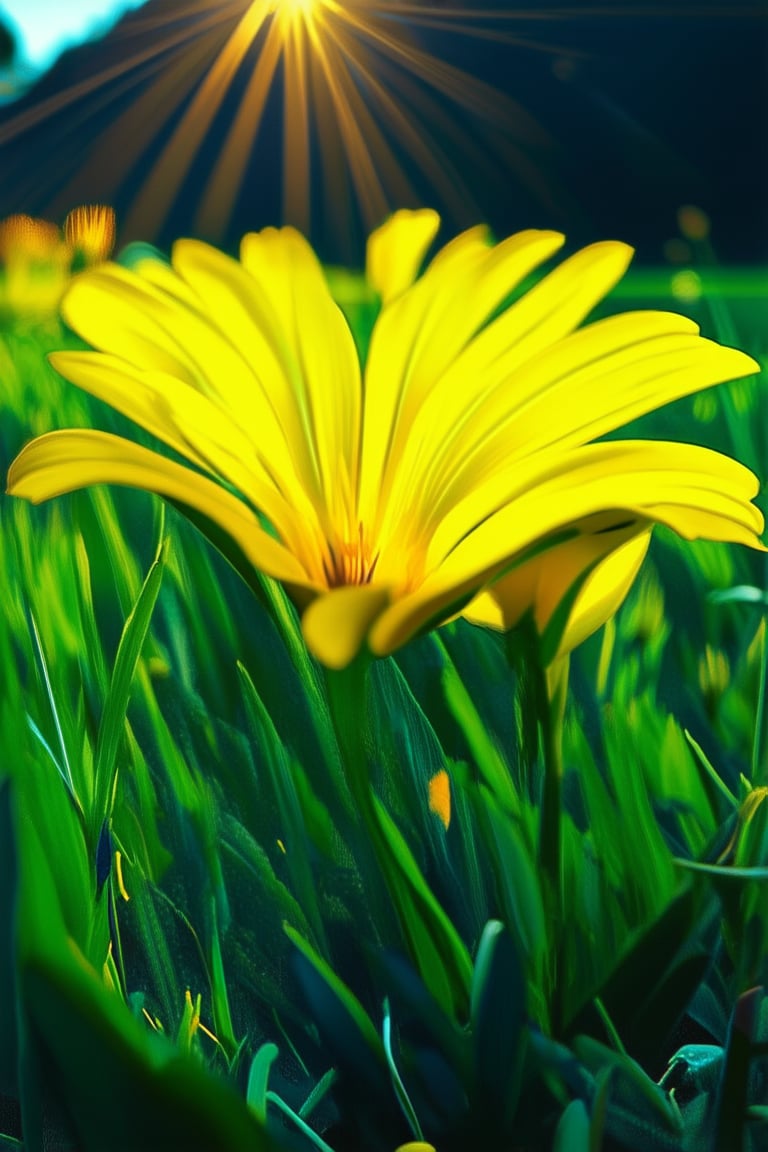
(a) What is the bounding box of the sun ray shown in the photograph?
[0,1,762,248]
[52,32,230,222]
[123,3,275,238]
[194,15,286,236]
[281,9,312,231]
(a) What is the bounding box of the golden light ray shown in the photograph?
[122,3,276,237]
[193,14,285,237]
[0,1,762,247]
[0,3,240,217]
[281,9,312,230]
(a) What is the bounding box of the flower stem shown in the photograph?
[507,623,566,1023]
[323,654,375,818]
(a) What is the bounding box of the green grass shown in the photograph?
[1,266,768,1152]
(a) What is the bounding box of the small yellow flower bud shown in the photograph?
[64,204,116,264]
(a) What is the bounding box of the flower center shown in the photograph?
[323,522,379,587]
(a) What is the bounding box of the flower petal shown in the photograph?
[559,531,651,656]
[463,526,652,659]
[370,440,764,657]
[59,259,306,495]
[359,226,565,532]
[6,430,315,590]
[368,237,630,548]
[47,350,329,582]
[427,439,763,573]
[301,584,392,669]
[61,262,217,386]
[365,208,441,305]
[237,227,362,524]
[420,315,758,519]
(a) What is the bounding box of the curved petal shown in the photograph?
[61,262,221,387]
[60,259,306,497]
[162,238,320,500]
[369,440,764,657]
[130,255,202,307]
[422,321,759,521]
[553,531,652,657]
[370,237,631,545]
[463,527,652,659]
[426,439,763,573]
[6,430,316,591]
[365,208,441,305]
[236,227,362,523]
[359,226,566,530]
[46,350,329,582]
[301,583,392,669]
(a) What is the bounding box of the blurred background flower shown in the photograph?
[0,204,115,326]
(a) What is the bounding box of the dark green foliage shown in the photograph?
[2,274,768,1150]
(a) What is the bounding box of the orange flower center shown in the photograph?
[323,522,379,587]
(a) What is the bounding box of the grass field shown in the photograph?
[1,243,767,1152]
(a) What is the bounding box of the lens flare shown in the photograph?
[0,2,761,251]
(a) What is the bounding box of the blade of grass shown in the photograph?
[89,533,169,846]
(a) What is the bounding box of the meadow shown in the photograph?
[0,218,767,1152]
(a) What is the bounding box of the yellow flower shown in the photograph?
[0,214,64,262]
[64,205,116,266]
[7,210,765,667]
[0,212,71,322]
[0,205,115,324]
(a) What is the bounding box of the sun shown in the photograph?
[273,0,319,17]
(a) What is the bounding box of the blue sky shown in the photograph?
[1,0,147,72]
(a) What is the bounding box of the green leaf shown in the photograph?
[573,1036,681,1133]
[590,1066,613,1152]
[709,585,768,606]
[90,535,169,844]
[382,998,423,1141]
[470,921,527,1134]
[116,242,170,270]
[675,860,768,880]
[372,797,473,1020]
[373,949,469,1080]
[715,988,762,1152]
[22,950,282,1152]
[553,1100,590,1152]
[466,783,547,1004]
[0,781,18,1097]
[565,885,704,1060]
[237,661,330,951]
[208,896,237,1056]
[247,1043,279,1125]
[439,645,519,817]
[284,922,386,1071]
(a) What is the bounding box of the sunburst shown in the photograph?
[0,1,761,252]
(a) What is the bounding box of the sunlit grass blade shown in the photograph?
[89,532,169,846]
